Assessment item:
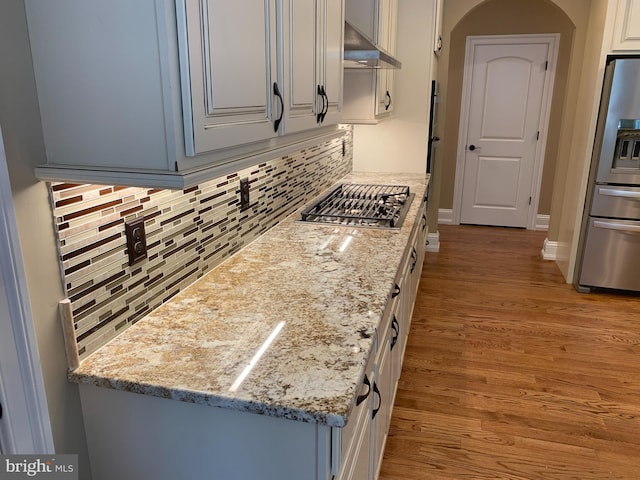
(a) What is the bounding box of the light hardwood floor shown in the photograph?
[379,225,640,480]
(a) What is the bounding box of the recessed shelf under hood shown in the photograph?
[343,21,402,69]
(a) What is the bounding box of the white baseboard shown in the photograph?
[541,237,558,260]
[425,231,440,252]
[439,209,550,231]
[536,214,549,231]
[438,209,453,225]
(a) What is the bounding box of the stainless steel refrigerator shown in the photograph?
[576,58,640,293]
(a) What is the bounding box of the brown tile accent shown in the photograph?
[55,195,84,208]
[63,199,123,221]
[51,183,83,192]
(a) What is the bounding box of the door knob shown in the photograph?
[468,144,477,151]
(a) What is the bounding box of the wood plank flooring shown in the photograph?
[379,225,640,480]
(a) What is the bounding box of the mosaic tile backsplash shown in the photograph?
[49,129,353,360]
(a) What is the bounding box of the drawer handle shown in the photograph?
[593,220,640,233]
[392,283,401,298]
[372,382,382,419]
[356,374,371,406]
[390,316,399,351]
[598,188,640,200]
[385,90,392,111]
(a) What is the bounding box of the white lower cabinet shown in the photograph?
[335,352,375,480]
[372,319,393,478]
[79,384,334,480]
[335,196,428,479]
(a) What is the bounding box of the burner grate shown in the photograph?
[300,184,413,228]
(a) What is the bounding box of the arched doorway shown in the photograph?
[437,0,576,237]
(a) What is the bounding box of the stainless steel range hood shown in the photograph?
[344,21,402,69]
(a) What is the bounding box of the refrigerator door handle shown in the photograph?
[593,220,640,233]
[598,187,640,200]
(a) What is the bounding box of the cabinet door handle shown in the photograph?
[392,283,401,298]
[410,247,417,273]
[422,214,427,232]
[317,85,328,124]
[356,374,371,405]
[390,316,399,351]
[273,82,284,132]
[316,85,324,124]
[322,86,329,121]
[385,90,392,111]
[372,382,382,419]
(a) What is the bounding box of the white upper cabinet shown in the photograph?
[342,0,399,123]
[612,0,640,51]
[278,0,344,133]
[375,0,398,116]
[182,0,279,155]
[24,0,343,189]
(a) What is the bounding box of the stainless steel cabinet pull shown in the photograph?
[598,188,640,200]
[356,374,371,405]
[593,220,640,233]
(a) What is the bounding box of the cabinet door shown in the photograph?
[279,0,319,133]
[319,0,344,126]
[612,0,640,51]
[181,0,279,155]
[372,331,392,479]
[374,0,397,116]
[280,0,343,133]
[335,351,374,480]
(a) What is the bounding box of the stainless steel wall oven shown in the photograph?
[576,58,640,292]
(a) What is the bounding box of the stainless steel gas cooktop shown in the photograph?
[300,183,414,228]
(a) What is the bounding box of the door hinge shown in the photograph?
[529,196,532,206]
[544,60,548,70]
[536,131,540,140]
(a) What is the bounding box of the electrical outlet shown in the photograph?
[125,217,147,266]
[240,178,250,211]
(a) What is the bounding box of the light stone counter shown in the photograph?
[70,172,429,427]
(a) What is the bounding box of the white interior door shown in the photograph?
[456,36,557,228]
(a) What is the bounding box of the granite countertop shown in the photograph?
[70,172,430,427]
